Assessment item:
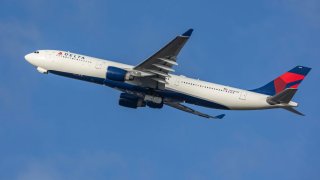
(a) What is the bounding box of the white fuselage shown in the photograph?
[25,50,286,110]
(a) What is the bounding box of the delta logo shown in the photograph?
[56,52,85,60]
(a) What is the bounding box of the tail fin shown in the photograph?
[251,66,311,96]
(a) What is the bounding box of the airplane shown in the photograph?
[24,29,311,119]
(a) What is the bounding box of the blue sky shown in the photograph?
[0,0,319,179]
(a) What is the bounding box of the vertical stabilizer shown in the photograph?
[251,66,311,96]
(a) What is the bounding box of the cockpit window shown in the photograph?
[33,51,39,54]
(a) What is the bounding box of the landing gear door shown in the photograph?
[239,91,247,100]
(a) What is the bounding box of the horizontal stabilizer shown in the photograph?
[283,107,305,116]
[267,88,297,105]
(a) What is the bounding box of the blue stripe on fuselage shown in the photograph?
[49,70,229,110]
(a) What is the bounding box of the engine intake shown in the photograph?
[106,66,133,82]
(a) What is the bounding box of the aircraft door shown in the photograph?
[239,91,247,100]
[174,78,180,86]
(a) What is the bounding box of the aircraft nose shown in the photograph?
[24,53,32,62]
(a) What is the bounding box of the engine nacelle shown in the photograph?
[119,98,138,109]
[146,101,163,109]
[106,66,133,82]
[118,93,146,109]
[144,95,163,108]
[144,95,162,104]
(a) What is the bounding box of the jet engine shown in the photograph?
[106,66,133,82]
[118,93,146,109]
[144,95,163,108]
[146,102,163,108]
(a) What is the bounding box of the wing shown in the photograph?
[133,29,193,85]
[165,101,225,119]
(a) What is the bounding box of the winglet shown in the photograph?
[213,114,226,119]
[181,28,193,37]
